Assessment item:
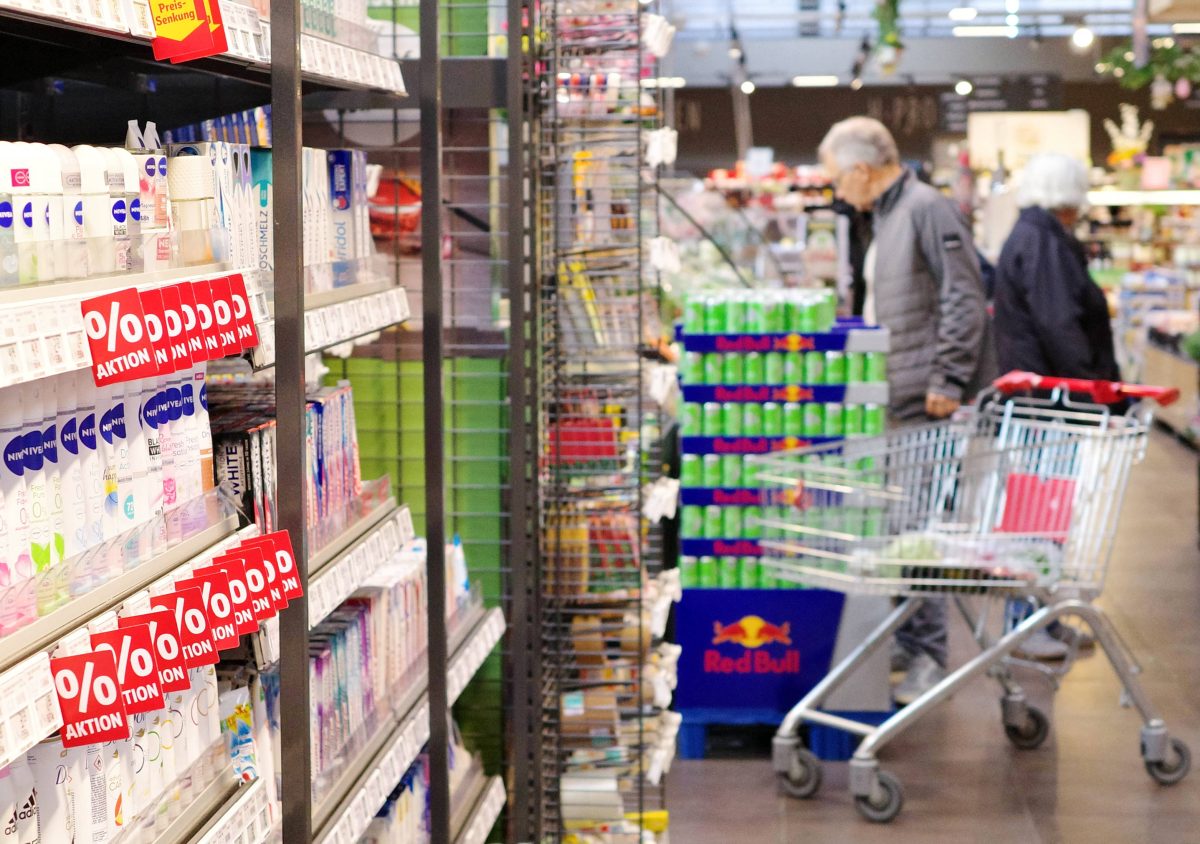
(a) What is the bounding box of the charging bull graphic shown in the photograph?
[707,614,800,674]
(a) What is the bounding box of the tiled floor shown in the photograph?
[666,432,1200,843]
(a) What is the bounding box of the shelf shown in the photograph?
[313,605,507,844]
[308,498,400,582]
[451,776,506,844]
[149,766,239,844]
[1087,189,1200,207]
[0,7,406,95]
[304,280,397,310]
[189,777,274,844]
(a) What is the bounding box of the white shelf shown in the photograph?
[190,778,274,844]
[452,776,506,844]
[1088,189,1200,207]
[313,606,507,844]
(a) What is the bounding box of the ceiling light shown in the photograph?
[948,6,977,21]
[792,75,840,87]
[1006,14,1019,26]
[953,25,1018,36]
[1071,26,1095,50]
[955,79,974,96]
[728,46,743,59]
[740,80,756,94]
[1172,23,1200,34]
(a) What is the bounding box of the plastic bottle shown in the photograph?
[5,142,41,284]
[117,149,144,273]
[101,148,132,272]
[48,144,89,279]
[72,145,116,276]
[22,383,52,581]
[34,143,66,282]
[41,377,66,572]
[0,395,33,634]
[57,373,87,562]
[0,142,17,287]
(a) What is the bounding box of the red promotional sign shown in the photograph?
[80,288,160,386]
[139,288,172,375]
[150,588,218,667]
[215,549,277,621]
[242,531,304,601]
[159,284,194,370]
[120,609,190,693]
[207,276,242,357]
[150,0,228,64]
[238,542,288,612]
[90,625,166,715]
[205,557,259,634]
[50,651,131,747]
[174,283,206,362]
[226,274,260,351]
[175,569,240,650]
[190,281,222,360]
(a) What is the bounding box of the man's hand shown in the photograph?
[926,392,961,419]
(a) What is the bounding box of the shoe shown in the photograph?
[892,652,946,706]
[1013,628,1070,661]
[1051,623,1095,650]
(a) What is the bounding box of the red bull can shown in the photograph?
[742,506,764,539]
[698,556,718,587]
[722,507,743,538]
[844,403,864,437]
[824,402,844,436]
[742,403,764,437]
[704,505,724,538]
[783,402,804,437]
[846,351,866,383]
[679,556,699,588]
[764,292,786,333]
[818,289,837,331]
[704,352,724,384]
[681,402,703,435]
[681,454,702,487]
[864,403,886,437]
[745,298,767,333]
[803,351,824,384]
[802,403,825,437]
[789,293,819,333]
[743,351,764,384]
[682,351,704,384]
[723,353,744,385]
[683,296,706,334]
[722,402,743,436]
[681,505,703,537]
[824,351,847,384]
[725,295,747,333]
[704,294,727,334]
[738,558,760,589]
[721,455,743,488]
[765,352,785,385]
[719,556,739,588]
[702,454,722,487]
[865,351,887,382]
[784,351,804,384]
[762,402,783,437]
[703,402,723,436]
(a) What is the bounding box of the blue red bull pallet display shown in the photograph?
[674,289,893,758]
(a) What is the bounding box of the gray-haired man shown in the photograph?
[818,117,996,704]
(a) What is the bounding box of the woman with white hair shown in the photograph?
[993,153,1120,382]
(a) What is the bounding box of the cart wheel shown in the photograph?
[1004,706,1050,750]
[854,771,904,823]
[1146,738,1191,786]
[778,748,822,799]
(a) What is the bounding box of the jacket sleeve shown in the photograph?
[916,198,988,401]
[1023,232,1111,380]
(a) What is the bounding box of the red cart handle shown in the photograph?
[993,370,1180,407]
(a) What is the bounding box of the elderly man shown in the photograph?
[818,117,995,704]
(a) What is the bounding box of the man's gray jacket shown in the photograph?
[872,169,996,421]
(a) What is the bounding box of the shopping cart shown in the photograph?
[748,372,1191,823]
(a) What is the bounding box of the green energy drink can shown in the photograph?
[684,297,706,334]
[824,351,847,384]
[844,404,864,437]
[738,558,760,589]
[764,293,786,333]
[704,353,724,385]
[725,295,747,333]
[703,402,723,436]
[721,455,743,488]
[824,402,844,436]
[682,352,704,384]
[722,507,743,538]
[765,352,785,385]
[743,403,764,437]
[679,556,699,588]
[784,402,804,437]
[681,402,703,435]
[745,298,767,333]
[784,351,804,384]
[803,351,825,384]
[702,454,722,486]
[743,506,764,539]
[789,294,818,333]
[723,353,744,385]
[704,294,727,334]
[743,351,764,384]
[722,402,743,436]
[864,403,886,437]
[704,505,723,538]
[719,557,740,588]
[865,351,887,382]
[698,556,718,588]
[818,290,837,331]
[762,402,783,437]
[681,506,703,537]
[803,403,825,437]
[681,454,702,486]
[846,352,866,383]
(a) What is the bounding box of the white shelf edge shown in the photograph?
[189,778,274,844]
[252,287,411,369]
[452,776,506,844]
[146,766,238,844]
[308,498,399,581]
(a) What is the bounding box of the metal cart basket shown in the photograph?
[748,372,1191,823]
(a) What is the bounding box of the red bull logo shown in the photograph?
[705,614,801,675]
[775,334,817,352]
[773,385,815,402]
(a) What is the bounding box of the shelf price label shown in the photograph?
[80,288,160,387]
[120,609,190,693]
[90,624,165,715]
[150,0,228,64]
[150,588,218,667]
[50,651,130,747]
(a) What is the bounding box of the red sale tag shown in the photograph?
[150,588,218,667]
[138,288,172,375]
[205,557,259,634]
[190,281,222,360]
[80,288,160,387]
[173,283,206,362]
[155,0,229,64]
[226,274,260,351]
[206,276,242,357]
[175,569,239,650]
[90,625,165,715]
[50,651,131,747]
[214,550,277,620]
[158,284,193,371]
[242,531,303,601]
[237,543,288,612]
[120,609,190,693]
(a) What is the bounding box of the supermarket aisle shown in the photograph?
[666,432,1200,843]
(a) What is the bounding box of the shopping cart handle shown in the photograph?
[992,371,1180,407]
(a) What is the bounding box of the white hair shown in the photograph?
[818,117,900,171]
[1017,153,1089,211]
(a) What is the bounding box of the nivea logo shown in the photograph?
[21,202,32,228]
[165,387,183,422]
[180,384,195,417]
[158,158,168,177]
[144,158,156,178]
[130,197,141,223]
[0,200,12,229]
[73,201,83,226]
[42,424,57,464]
[199,383,207,411]
[80,414,97,450]
[100,404,126,444]
[112,199,127,223]
[62,417,79,455]
[3,436,25,477]
[23,429,44,472]
[44,206,50,226]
